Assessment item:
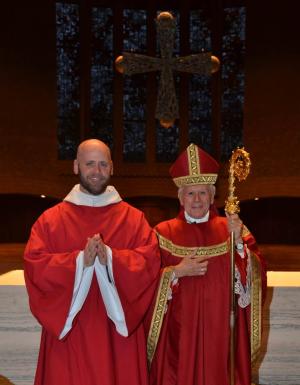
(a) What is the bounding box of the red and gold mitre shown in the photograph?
[170,143,219,187]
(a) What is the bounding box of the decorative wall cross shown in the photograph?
[115,11,220,128]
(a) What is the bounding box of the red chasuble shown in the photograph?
[148,210,266,385]
[24,197,160,385]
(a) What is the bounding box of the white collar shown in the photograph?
[63,184,122,207]
[184,210,209,224]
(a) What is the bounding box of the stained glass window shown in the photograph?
[56,2,80,159]
[156,121,179,162]
[189,9,212,154]
[221,7,246,160]
[123,9,147,162]
[90,7,114,151]
[55,3,246,164]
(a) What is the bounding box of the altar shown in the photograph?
[252,272,300,385]
[0,271,40,385]
[0,270,299,385]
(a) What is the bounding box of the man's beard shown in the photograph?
[78,171,111,195]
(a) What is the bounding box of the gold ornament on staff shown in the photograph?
[225,147,251,385]
[225,147,251,215]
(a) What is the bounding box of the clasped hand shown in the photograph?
[84,233,107,267]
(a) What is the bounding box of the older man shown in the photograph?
[148,143,266,385]
[24,139,160,385]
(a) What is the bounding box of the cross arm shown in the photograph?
[172,52,219,75]
[116,53,162,75]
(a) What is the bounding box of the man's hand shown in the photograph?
[97,234,107,266]
[226,213,243,245]
[84,235,99,267]
[83,233,107,267]
[174,250,208,278]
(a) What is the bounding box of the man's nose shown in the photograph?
[194,193,201,201]
[96,164,104,174]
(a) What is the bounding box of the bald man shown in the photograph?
[24,139,160,385]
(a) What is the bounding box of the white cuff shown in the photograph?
[59,251,94,339]
[94,248,128,337]
[105,246,115,285]
[235,250,251,308]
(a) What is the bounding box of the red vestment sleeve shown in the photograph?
[24,215,78,338]
[110,212,161,335]
[244,231,267,303]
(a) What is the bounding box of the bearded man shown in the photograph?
[24,139,160,385]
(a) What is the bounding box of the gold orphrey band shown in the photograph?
[188,143,201,176]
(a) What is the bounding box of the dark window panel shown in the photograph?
[189,9,212,153]
[123,121,146,162]
[123,76,147,121]
[123,9,147,53]
[56,2,80,159]
[221,6,246,160]
[189,9,211,53]
[123,9,147,162]
[156,122,179,162]
[90,7,114,149]
[123,75,147,162]
[91,7,113,52]
[57,117,80,159]
[189,121,212,154]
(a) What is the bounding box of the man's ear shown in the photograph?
[178,189,183,206]
[73,159,79,175]
[110,161,114,176]
[210,185,216,204]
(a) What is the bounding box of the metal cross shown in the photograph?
[115,11,220,128]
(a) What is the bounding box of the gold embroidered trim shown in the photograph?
[188,143,201,176]
[173,174,218,187]
[147,267,174,367]
[250,252,262,366]
[242,225,251,237]
[157,233,228,258]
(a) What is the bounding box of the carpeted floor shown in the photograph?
[1,243,299,385]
